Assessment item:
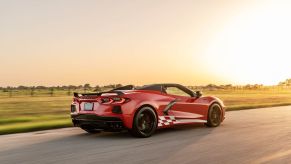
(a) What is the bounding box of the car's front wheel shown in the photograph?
[206,103,222,127]
[129,106,157,138]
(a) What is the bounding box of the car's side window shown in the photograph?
[165,87,191,97]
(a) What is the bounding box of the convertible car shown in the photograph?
[70,84,225,137]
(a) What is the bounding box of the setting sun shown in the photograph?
[201,1,291,85]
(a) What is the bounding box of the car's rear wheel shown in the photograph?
[129,106,157,138]
[206,103,222,127]
[81,127,101,134]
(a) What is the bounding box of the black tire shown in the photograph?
[129,106,157,138]
[81,127,101,134]
[205,103,222,127]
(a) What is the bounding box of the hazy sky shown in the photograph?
[0,0,290,87]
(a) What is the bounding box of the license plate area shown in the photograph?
[84,102,94,111]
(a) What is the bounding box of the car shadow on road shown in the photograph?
[71,123,213,139]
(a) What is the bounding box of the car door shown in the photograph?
[164,86,207,124]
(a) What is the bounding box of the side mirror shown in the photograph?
[195,91,202,98]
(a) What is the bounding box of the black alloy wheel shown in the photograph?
[206,103,222,127]
[130,106,157,138]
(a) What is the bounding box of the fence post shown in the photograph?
[9,89,12,98]
[68,87,71,96]
[50,88,54,97]
[31,87,35,97]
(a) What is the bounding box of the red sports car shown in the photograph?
[71,84,225,137]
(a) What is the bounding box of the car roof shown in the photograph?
[138,83,194,96]
[139,83,183,89]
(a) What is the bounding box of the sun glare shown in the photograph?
[202,1,291,85]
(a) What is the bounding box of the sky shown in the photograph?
[0,0,290,87]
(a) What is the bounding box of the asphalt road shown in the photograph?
[1,106,291,164]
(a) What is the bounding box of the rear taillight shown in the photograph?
[100,97,129,104]
[71,104,77,112]
[101,98,113,104]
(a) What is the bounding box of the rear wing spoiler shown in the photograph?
[73,91,124,98]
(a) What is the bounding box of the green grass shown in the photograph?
[204,89,291,110]
[0,119,72,134]
[0,88,291,135]
[0,96,72,135]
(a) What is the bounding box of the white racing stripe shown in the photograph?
[174,119,207,123]
[157,115,206,127]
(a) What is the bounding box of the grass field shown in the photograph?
[0,88,291,135]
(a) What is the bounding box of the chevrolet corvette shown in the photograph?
[71,84,225,137]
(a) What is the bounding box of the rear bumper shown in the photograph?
[71,114,124,131]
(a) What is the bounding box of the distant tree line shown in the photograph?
[278,79,291,86]
[188,83,265,91]
[1,78,290,94]
[0,84,124,97]
[0,83,289,91]
[0,84,123,91]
